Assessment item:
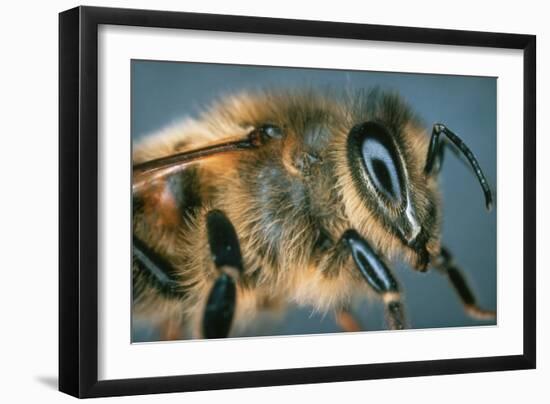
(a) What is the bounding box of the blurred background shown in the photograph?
[131,60,496,342]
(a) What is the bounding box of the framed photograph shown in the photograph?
[59,6,536,398]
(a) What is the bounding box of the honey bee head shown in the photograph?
[202,88,442,270]
[335,90,442,270]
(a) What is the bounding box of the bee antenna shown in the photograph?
[425,123,493,211]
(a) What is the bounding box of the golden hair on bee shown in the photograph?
[132,88,495,340]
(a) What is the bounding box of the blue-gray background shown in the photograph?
[132,60,496,341]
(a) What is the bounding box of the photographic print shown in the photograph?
[131,61,497,342]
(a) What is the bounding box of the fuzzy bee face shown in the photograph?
[347,121,418,240]
[196,89,443,271]
[332,91,442,270]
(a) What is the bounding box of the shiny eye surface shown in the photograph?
[362,133,402,202]
[347,122,404,205]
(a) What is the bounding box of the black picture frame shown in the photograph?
[59,5,536,398]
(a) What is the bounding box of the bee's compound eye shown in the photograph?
[348,122,404,204]
[362,133,402,202]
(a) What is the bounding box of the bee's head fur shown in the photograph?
[333,89,442,270]
[201,88,442,272]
